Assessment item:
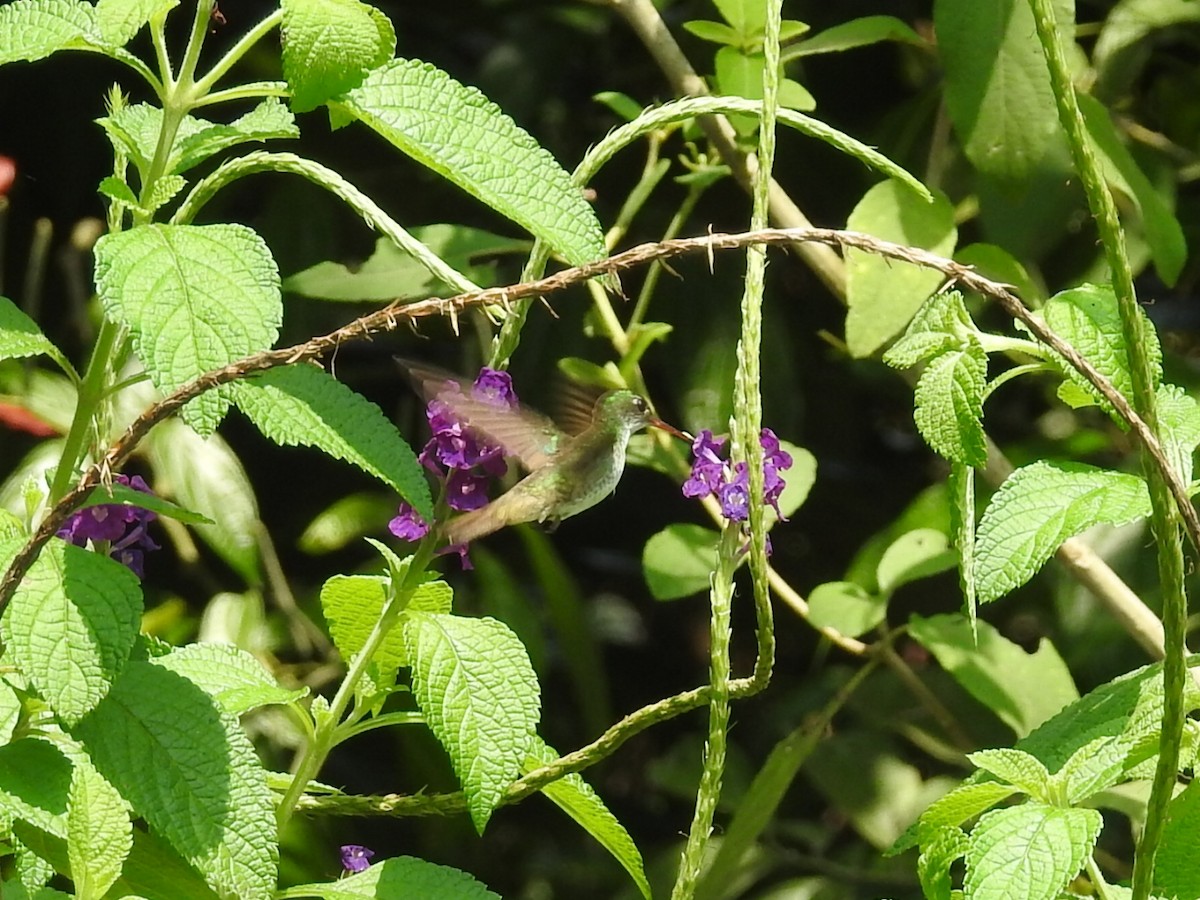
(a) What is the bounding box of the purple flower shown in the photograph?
[760,428,793,518]
[473,367,517,408]
[339,844,374,874]
[682,430,728,499]
[439,542,474,570]
[717,462,751,522]
[58,474,159,577]
[388,502,430,541]
[445,468,490,512]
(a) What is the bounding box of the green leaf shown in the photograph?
[98,100,300,178]
[974,461,1151,604]
[94,0,176,45]
[524,736,650,900]
[948,463,976,631]
[953,243,1042,304]
[298,492,394,554]
[784,15,924,59]
[1157,383,1200,483]
[913,339,988,467]
[1093,0,1200,99]
[284,227,527,302]
[908,614,1078,738]
[916,825,969,900]
[642,524,719,601]
[148,643,305,715]
[79,482,213,526]
[876,528,958,595]
[1,538,141,725]
[72,661,277,900]
[1154,778,1200,899]
[280,0,395,113]
[403,612,540,832]
[0,677,20,743]
[322,574,450,670]
[0,0,100,65]
[1043,283,1161,418]
[287,855,500,898]
[144,421,262,583]
[682,19,741,46]
[807,581,886,637]
[0,296,64,367]
[712,0,765,34]
[336,59,607,269]
[845,181,957,357]
[98,175,138,207]
[66,758,131,900]
[94,223,282,435]
[966,748,1050,798]
[1051,736,1130,803]
[883,290,976,369]
[936,0,1073,181]
[0,738,73,838]
[1079,93,1186,286]
[965,803,1101,900]
[232,363,432,519]
[593,91,644,122]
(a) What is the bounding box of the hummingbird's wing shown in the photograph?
[552,379,605,437]
[397,358,566,470]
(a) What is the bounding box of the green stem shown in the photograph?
[191,10,284,96]
[192,82,291,108]
[629,181,707,331]
[48,320,122,504]
[275,539,437,831]
[1027,2,1187,896]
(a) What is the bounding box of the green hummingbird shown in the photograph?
[398,359,690,545]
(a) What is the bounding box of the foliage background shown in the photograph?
[2,0,1198,896]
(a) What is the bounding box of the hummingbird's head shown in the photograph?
[598,391,691,441]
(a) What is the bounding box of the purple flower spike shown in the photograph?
[339,844,375,874]
[439,542,474,570]
[388,503,430,541]
[717,462,751,522]
[473,367,518,408]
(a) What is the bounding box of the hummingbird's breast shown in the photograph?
[556,432,629,520]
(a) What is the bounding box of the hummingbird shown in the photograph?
[398,359,690,545]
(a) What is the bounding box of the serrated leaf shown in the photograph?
[915,339,988,467]
[0,738,73,838]
[1156,384,1200,484]
[642,524,718,601]
[1043,283,1161,417]
[95,0,175,45]
[67,758,131,899]
[144,421,262,583]
[0,677,19,743]
[1154,778,1200,898]
[936,0,1073,181]
[1080,93,1185,286]
[883,290,976,369]
[148,643,304,715]
[322,574,450,670]
[967,749,1050,798]
[0,0,100,65]
[94,223,282,435]
[336,59,607,269]
[965,803,1101,900]
[877,528,958,595]
[525,736,650,900]
[142,173,185,214]
[948,463,977,631]
[0,296,61,365]
[288,855,500,899]
[79,482,213,526]
[1,538,141,725]
[281,0,394,113]
[908,614,1078,738]
[98,175,138,206]
[974,461,1151,603]
[917,824,969,900]
[403,612,540,832]
[807,581,886,637]
[97,100,299,179]
[845,181,957,357]
[1051,735,1129,803]
[231,363,432,520]
[71,661,277,900]
[785,15,924,59]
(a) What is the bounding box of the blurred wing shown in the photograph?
[396,357,564,470]
[553,379,604,437]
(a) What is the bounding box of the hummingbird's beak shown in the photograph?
[648,417,694,443]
